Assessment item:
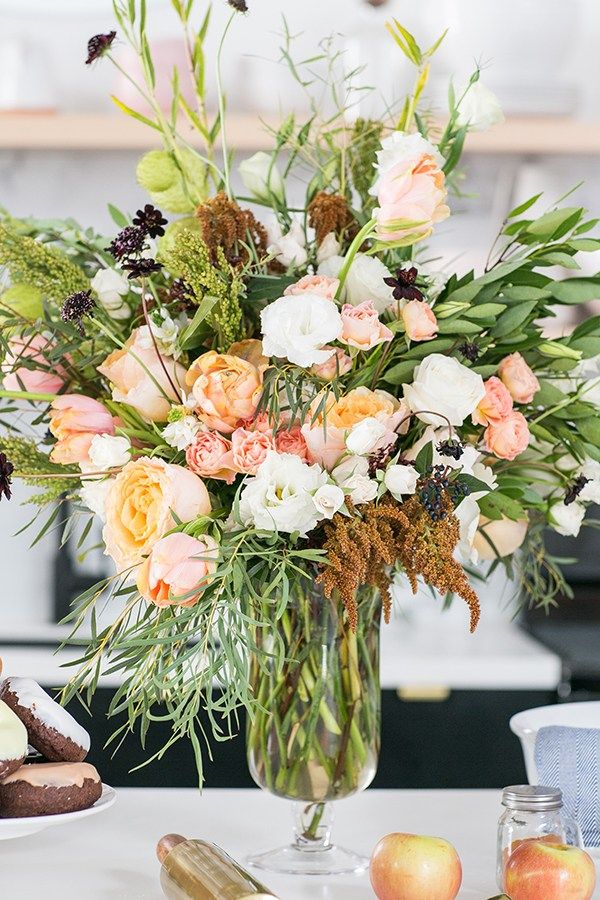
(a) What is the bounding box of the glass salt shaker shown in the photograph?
[497,785,583,892]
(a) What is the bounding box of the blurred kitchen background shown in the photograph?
[1,0,599,788]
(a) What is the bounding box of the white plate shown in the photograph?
[0,783,116,840]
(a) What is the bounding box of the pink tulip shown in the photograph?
[2,334,68,395]
[136,532,219,608]
[375,153,449,245]
[49,394,116,464]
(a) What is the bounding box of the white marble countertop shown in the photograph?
[1,788,597,899]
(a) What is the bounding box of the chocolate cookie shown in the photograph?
[0,699,27,779]
[0,677,90,763]
[0,762,102,817]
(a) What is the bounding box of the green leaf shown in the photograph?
[445,259,526,304]
[110,95,160,131]
[383,359,417,385]
[568,238,600,252]
[526,206,582,240]
[552,279,600,304]
[457,474,492,495]
[179,295,218,349]
[414,441,433,475]
[491,301,537,339]
[464,302,507,319]
[569,336,600,358]
[535,251,580,269]
[507,193,542,218]
[442,125,467,176]
[576,417,600,445]
[404,337,455,359]
[107,204,129,228]
[478,492,526,522]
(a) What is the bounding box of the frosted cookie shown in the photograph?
[0,762,102,817]
[1,677,90,763]
[0,699,27,779]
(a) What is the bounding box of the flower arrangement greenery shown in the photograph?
[2,1,600,796]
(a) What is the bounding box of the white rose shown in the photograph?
[79,476,113,520]
[87,434,131,470]
[345,417,388,456]
[237,451,327,536]
[261,292,342,368]
[268,220,307,268]
[91,267,130,320]
[239,151,285,205]
[163,416,201,451]
[369,131,443,196]
[332,455,378,505]
[384,464,419,500]
[454,496,481,564]
[549,500,585,537]
[318,252,395,313]
[316,232,341,264]
[579,459,600,504]
[313,484,345,519]
[457,82,504,132]
[403,354,485,426]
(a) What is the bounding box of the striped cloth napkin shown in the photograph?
[535,724,600,847]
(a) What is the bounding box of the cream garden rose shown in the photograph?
[103,457,211,570]
[403,354,485,426]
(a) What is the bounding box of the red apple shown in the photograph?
[370,832,462,900]
[505,840,596,900]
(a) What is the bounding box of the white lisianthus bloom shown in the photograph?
[163,416,201,451]
[239,151,285,205]
[313,484,345,519]
[369,131,444,196]
[91,267,130,320]
[316,232,341,264]
[345,417,388,456]
[403,354,485,426]
[579,459,600,504]
[260,293,342,368]
[454,496,481,564]
[88,434,131,470]
[318,252,395,313]
[384,464,419,500]
[332,455,378,505]
[456,82,504,132]
[79,477,113,520]
[237,452,328,536]
[268,220,307,268]
[549,500,585,537]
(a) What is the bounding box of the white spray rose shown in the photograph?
[549,500,585,537]
[88,434,131,470]
[316,232,341,264]
[261,293,342,368]
[345,417,388,456]
[313,484,345,519]
[384,464,419,500]
[239,151,285,205]
[454,496,481,564]
[237,452,328,536]
[79,477,113,520]
[137,309,181,359]
[332,455,378,505]
[268,220,307,268]
[318,252,395,313]
[91,267,130,320]
[163,416,201,451]
[457,82,504,132]
[403,354,485,426]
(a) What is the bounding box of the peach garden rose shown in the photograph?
[103,456,211,570]
[498,352,540,404]
[186,431,236,483]
[401,299,438,342]
[284,273,340,300]
[484,410,531,461]
[472,376,513,427]
[136,532,219,608]
[230,426,275,475]
[186,350,263,434]
[340,301,393,351]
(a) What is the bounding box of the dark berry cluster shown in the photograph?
[458,342,481,363]
[0,452,14,501]
[448,480,471,507]
[85,31,116,65]
[565,474,590,505]
[383,266,424,302]
[61,289,95,334]
[132,204,168,239]
[418,464,451,521]
[436,438,464,461]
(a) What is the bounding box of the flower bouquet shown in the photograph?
[2,0,600,875]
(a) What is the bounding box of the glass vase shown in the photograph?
[246,583,381,876]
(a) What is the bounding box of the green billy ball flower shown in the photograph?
[136,148,207,214]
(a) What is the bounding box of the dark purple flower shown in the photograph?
[85,31,116,65]
[565,474,590,506]
[383,266,424,303]
[132,205,168,239]
[122,257,162,280]
[436,439,464,461]
[61,290,95,335]
[458,342,481,363]
[108,225,146,261]
[0,453,14,501]
[228,0,248,11]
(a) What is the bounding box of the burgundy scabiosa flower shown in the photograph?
[85,31,116,65]
[108,225,146,261]
[383,266,424,303]
[0,453,14,501]
[122,257,162,280]
[228,0,248,11]
[132,205,168,239]
[61,290,95,334]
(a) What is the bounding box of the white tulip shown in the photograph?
[239,151,285,205]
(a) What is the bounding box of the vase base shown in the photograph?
[247,843,369,876]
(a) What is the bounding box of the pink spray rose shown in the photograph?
[275,424,308,461]
[103,456,211,570]
[484,410,530,461]
[284,273,340,300]
[2,334,68,395]
[310,347,353,381]
[136,532,219,608]
[340,301,393,351]
[186,431,236,484]
[472,376,513,426]
[372,133,450,245]
[186,351,263,434]
[98,326,186,423]
[401,300,438,342]
[49,395,116,464]
[231,427,275,475]
[498,352,540,404]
